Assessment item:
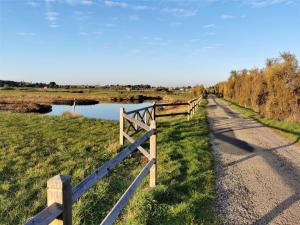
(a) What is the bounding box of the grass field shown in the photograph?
[0,87,188,103]
[0,100,216,225]
[222,99,300,143]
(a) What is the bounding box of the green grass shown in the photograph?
[0,100,215,225]
[117,99,216,225]
[222,98,300,143]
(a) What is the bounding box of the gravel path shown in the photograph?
[207,96,300,225]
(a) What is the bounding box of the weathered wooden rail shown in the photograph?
[24,95,202,225]
[25,114,157,225]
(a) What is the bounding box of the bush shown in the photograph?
[214,52,300,121]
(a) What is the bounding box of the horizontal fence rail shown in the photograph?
[25,120,157,225]
[24,95,203,225]
[24,203,63,225]
[100,159,155,225]
[154,95,202,120]
[72,129,155,203]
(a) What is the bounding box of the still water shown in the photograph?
[47,102,152,120]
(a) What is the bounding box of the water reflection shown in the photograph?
[47,102,153,120]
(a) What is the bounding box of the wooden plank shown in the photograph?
[100,159,155,225]
[72,129,155,203]
[122,131,150,159]
[155,112,189,117]
[125,105,154,115]
[24,203,63,225]
[149,121,157,187]
[155,103,189,107]
[123,114,151,131]
[125,119,137,133]
[120,107,125,145]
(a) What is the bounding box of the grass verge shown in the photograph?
[222,98,300,143]
[117,99,216,225]
[0,99,215,225]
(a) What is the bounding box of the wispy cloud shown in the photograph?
[132,5,152,11]
[203,31,216,36]
[244,0,294,7]
[46,11,59,28]
[105,23,115,27]
[170,22,182,27]
[220,14,235,20]
[190,38,201,42]
[17,32,36,36]
[203,24,216,29]
[104,0,128,8]
[161,8,198,17]
[203,43,223,49]
[65,0,93,5]
[27,1,39,7]
[129,15,140,21]
[144,37,169,47]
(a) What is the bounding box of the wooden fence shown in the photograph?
[155,96,202,120]
[24,95,202,225]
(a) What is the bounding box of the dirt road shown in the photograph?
[207,96,300,225]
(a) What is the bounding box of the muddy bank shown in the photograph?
[52,99,99,105]
[0,103,52,113]
[0,94,169,113]
[110,95,162,103]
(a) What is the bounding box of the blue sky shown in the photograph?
[0,0,299,86]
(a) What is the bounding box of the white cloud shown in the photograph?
[244,0,294,7]
[64,0,93,5]
[190,38,201,42]
[129,15,139,21]
[46,11,59,28]
[220,14,235,20]
[203,24,216,29]
[162,8,198,17]
[105,23,115,27]
[132,5,151,11]
[17,32,36,36]
[204,31,216,36]
[203,43,223,49]
[81,0,92,5]
[104,0,127,8]
[46,11,58,22]
[27,1,39,7]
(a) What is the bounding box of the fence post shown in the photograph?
[120,107,124,146]
[152,102,156,120]
[144,109,149,125]
[134,113,138,130]
[187,102,191,121]
[192,102,195,116]
[47,175,72,225]
[150,120,157,187]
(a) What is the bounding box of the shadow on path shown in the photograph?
[208,96,300,224]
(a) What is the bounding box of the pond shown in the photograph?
[47,102,153,120]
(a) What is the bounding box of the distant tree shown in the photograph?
[48,82,57,88]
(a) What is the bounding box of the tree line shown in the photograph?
[212,52,300,121]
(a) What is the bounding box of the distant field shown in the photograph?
[0,87,189,103]
[0,100,216,225]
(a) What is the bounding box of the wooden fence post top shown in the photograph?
[150,120,156,129]
[47,175,71,189]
